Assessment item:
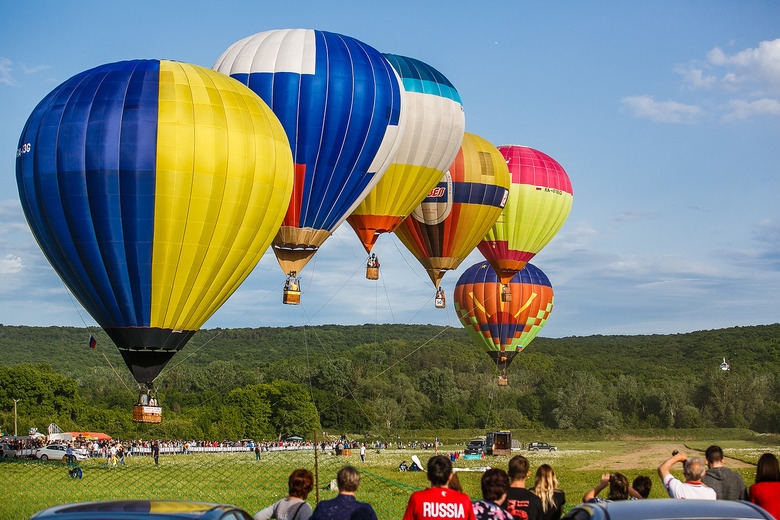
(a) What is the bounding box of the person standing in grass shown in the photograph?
[254,469,313,520]
[658,451,716,500]
[310,466,377,520]
[749,453,780,519]
[403,455,477,520]
[503,455,542,520]
[702,445,747,500]
[473,468,514,520]
[582,473,641,502]
[531,465,565,520]
[631,476,652,498]
[152,441,160,466]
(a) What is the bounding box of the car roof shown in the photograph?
[564,499,773,520]
[30,500,249,519]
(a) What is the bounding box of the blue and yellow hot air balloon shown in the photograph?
[347,54,465,262]
[394,132,509,306]
[16,60,294,415]
[214,29,405,298]
[478,145,573,285]
[453,261,554,385]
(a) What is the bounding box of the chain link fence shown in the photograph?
[2,446,431,520]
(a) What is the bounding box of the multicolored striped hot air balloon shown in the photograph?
[347,54,465,265]
[478,145,573,285]
[394,132,510,306]
[16,60,294,400]
[453,261,554,385]
[214,29,405,297]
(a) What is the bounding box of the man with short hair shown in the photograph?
[657,451,716,500]
[701,445,748,500]
[311,466,377,520]
[403,455,477,520]
[502,455,543,520]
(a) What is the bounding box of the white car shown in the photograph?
[35,444,87,462]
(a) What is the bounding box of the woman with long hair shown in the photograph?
[531,464,566,520]
[750,453,780,520]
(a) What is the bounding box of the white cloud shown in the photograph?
[707,38,780,94]
[722,98,780,120]
[621,95,701,123]
[0,254,23,274]
[675,64,718,90]
[21,64,49,75]
[0,57,17,86]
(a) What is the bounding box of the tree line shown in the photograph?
[1,323,779,440]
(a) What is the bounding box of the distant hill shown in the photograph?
[2,322,778,379]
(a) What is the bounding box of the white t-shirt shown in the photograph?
[662,474,717,500]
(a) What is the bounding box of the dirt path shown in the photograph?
[576,442,754,471]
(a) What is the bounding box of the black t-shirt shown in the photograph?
[503,487,543,520]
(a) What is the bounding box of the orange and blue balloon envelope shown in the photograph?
[394,132,510,290]
[347,53,465,252]
[214,29,405,275]
[454,261,554,378]
[16,59,294,385]
[478,145,573,284]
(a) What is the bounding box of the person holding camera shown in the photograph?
[657,451,716,500]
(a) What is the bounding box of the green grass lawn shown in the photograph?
[4,435,779,520]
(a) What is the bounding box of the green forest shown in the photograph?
[1,323,779,441]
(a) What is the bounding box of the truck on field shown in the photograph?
[484,430,513,456]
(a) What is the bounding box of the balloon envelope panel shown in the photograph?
[214,29,404,236]
[347,53,465,251]
[394,132,509,288]
[453,261,553,354]
[478,145,573,283]
[16,60,294,383]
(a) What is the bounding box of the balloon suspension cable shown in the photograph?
[157,276,285,381]
[377,257,397,325]
[103,352,135,395]
[301,260,363,324]
[299,304,380,434]
[66,290,134,395]
[391,235,433,285]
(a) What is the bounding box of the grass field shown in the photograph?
[4,433,780,520]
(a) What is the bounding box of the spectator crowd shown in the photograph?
[255,444,779,520]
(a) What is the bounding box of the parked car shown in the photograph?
[562,498,773,520]
[30,500,254,519]
[1,442,21,458]
[528,442,557,451]
[34,444,87,462]
[465,439,486,455]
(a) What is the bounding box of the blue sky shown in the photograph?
[1,0,778,338]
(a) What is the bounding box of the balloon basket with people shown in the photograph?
[132,386,162,423]
[366,254,380,280]
[434,287,446,309]
[283,272,302,305]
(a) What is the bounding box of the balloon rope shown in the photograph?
[101,352,134,394]
[300,305,379,432]
[65,288,135,393]
[157,275,284,379]
[303,260,363,322]
[390,235,432,285]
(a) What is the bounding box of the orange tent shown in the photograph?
[68,432,112,441]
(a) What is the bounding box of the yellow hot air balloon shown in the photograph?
[395,132,510,307]
[347,53,465,277]
[478,145,573,285]
[16,60,293,421]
